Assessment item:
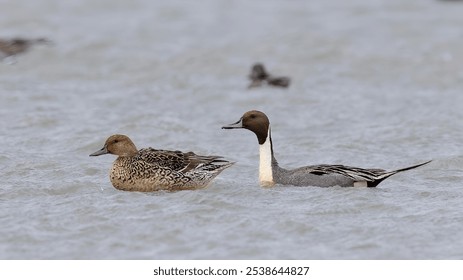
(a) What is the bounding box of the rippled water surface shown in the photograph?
[1,0,463,259]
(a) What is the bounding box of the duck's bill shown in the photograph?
[222,118,243,129]
[89,146,109,156]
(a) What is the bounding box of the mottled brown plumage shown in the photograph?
[90,135,234,192]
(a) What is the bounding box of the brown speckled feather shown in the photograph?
[138,148,229,173]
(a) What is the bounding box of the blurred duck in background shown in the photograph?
[0,37,52,63]
[248,63,290,88]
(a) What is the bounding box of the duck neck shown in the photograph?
[259,128,277,187]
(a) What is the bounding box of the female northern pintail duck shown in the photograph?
[222,110,431,187]
[0,38,51,59]
[248,63,290,88]
[90,134,234,191]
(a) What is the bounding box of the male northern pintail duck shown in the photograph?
[0,38,51,60]
[90,134,234,191]
[248,63,290,88]
[222,110,431,187]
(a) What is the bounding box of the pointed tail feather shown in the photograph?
[367,160,432,187]
[386,160,432,176]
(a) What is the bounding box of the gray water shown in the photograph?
[1,0,463,259]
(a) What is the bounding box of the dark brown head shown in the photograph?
[89,134,138,157]
[222,110,270,145]
[249,63,269,81]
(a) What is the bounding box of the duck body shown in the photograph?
[90,135,234,191]
[272,162,430,188]
[272,164,356,187]
[223,110,431,188]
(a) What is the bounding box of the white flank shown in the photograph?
[259,132,274,187]
[353,181,368,187]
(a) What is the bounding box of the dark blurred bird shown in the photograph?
[248,63,290,88]
[0,37,52,62]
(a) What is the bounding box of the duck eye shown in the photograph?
[114,140,119,143]
[250,114,256,119]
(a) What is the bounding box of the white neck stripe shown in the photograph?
[259,129,273,186]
